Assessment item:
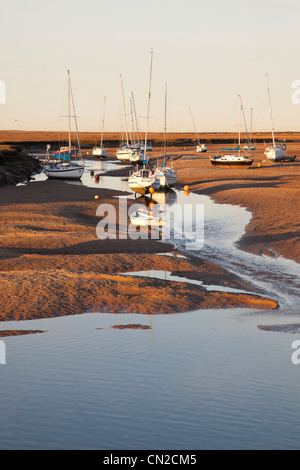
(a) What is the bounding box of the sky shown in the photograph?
[1,0,300,133]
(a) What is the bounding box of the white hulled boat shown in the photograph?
[244,107,256,151]
[93,147,108,158]
[116,144,133,162]
[264,74,288,162]
[116,75,133,162]
[44,70,84,180]
[154,165,178,188]
[130,208,166,228]
[189,107,207,153]
[264,142,287,162]
[196,143,207,153]
[210,95,253,168]
[154,84,178,189]
[128,167,160,195]
[128,50,160,195]
[44,161,84,179]
[130,148,149,164]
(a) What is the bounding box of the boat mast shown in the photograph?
[240,95,250,147]
[67,70,71,155]
[144,49,153,163]
[131,91,140,146]
[238,94,241,156]
[120,74,129,146]
[164,83,167,166]
[266,73,276,147]
[69,71,82,160]
[189,107,200,144]
[129,99,136,145]
[250,108,253,144]
[100,95,106,149]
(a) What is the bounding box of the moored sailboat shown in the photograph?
[128,50,159,195]
[244,107,256,151]
[128,167,160,195]
[44,70,84,179]
[116,75,134,162]
[154,83,178,189]
[264,74,288,162]
[189,107,207,153]
[210,95,254,168]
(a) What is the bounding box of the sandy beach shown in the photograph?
[1,135,299,323]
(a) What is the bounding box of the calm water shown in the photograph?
[1,158,300,450]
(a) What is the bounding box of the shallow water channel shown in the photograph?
[1,157,300,450]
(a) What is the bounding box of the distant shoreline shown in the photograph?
[0,130,299,148]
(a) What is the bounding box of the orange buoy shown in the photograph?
[149,187,155,194]
[184,185,190,192]
[95,195,99,200]
[184,191,190,196]
[257,163,262,168]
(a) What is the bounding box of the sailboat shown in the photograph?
[128,50,160,195]
[264,73,288,162]
[210,95,254,167]
[244,107,256,151]
[154,83,178,189]
[116,75,135,162]
[129,92,150,164]
[189,107,207,153]
[93,95,108,158]
[44,70,84,179]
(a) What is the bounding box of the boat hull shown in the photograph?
[155,168,178,188]
[130,211,166,228]
[130,151,149,165]
[128,170,160,195]
[196,145,207,153]
[128,180,160,195]
[264,145,287,162]
[44,164,84,179]
[92,147,108,158]
[116,149,132,162]
[210,155,254,167]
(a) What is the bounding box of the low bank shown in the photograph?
[0,146,41,187]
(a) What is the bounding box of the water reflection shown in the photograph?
[3,155,300,450]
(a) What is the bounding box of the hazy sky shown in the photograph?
[1,0,300,133]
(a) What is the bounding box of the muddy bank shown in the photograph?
[100,143,300,264]
[0,146,41,187]
[0,179,278,321]
[0,267,278,321]
[158,143,300,264]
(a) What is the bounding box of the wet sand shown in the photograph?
[0,174,279,322]
[1,135,299,322]
[172,142,300,263]
[101,142,299,263]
